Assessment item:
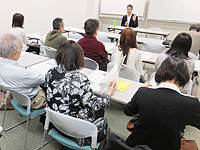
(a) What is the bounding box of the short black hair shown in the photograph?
[189,24,200,32]
[12,13,24,28]
[127,4,133,9]
[166,32,192,59]
[55,40,85,71]
[84,19,99,35]
[53,18,63,30]
[155,56,190,87]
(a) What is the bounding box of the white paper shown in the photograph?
[29,59,57,76]
[140,51,152,61]
[88,56,126,93]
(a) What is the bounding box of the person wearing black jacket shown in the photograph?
[124,56,200,150]
[121,4,138,28]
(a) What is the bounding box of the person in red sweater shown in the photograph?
[78,19,108,71]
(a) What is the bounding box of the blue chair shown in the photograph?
[2,89,45,150]
[40,108,100,150]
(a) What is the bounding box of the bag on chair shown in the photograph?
[93,117,108,142]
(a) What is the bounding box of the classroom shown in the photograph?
[0,0,200,149]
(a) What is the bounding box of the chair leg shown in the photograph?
[41,130,47,150]
[24,114,30,150]
[5,119,27,132]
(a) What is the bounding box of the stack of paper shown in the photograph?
[117,80,131,92]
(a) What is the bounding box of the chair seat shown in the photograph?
[48,128,100,150]
[11,99,45,119]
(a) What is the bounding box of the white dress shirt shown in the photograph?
[10,27,30,51]
[127,14,131,27]
[0,57,45,98]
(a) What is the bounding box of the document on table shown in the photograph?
[140,51,152,61]
[117,80,131,92]
[28,59,57,76]
[88,56,126,93]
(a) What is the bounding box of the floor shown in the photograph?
[0,62,200,150]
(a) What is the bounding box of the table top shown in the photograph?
[140,51,200,72]
[81,68,143,104]
[18,51,50,67]
[107,25,171,36]
[65,27,120,39]
[28,59,143,104]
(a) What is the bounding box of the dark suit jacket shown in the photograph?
[124,86,200,150]
[121,14,138,28]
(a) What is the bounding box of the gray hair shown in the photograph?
[127,4,133,10]
[189,23,200,32]
[0,33,21,58]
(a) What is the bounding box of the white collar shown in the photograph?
[155,82,196,98]
[156,82,181,93]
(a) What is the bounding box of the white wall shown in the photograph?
[0,0,89,36]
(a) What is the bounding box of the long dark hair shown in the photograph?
[119,28,137,64]
[55,40,85,71]
[166,33,192,59]
[12,13,24,28]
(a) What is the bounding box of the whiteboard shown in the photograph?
[100,0,146,17]
[148,0,200,23]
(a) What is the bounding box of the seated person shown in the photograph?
[10,13,30,52]
[45,40,117,122]
[124,56,200,150]
[156,33,195,76]
[0,34,46,109]
[121,4,138,28]
[188,23,200,56]
[78,19,108,71]
[45,18,67,49]
[111,28,145,82]
[45,40,117,144]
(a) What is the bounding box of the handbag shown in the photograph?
[103,133,152,150]
[181,139,199,150]
[127,115,139,132]
[93,117,108,142]
[0,91,13,110]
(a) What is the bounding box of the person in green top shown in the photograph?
[45,18,67,49]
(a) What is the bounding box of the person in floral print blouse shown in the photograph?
[45,40,118,122]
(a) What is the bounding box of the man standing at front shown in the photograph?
[121,4,138,28]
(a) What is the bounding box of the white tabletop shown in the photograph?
[65,27,120,39]
[28,59,143,104]
[18,51,50,67]
[107,25,171,37]
[140,51,200,72]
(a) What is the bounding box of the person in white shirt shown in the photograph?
[0,33,46,109]
[10,13,30,52]
[111,28,145,82]
[121,4,138,28]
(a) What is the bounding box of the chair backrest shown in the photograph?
[44,108,98,148]
[181,79,193,95]
[107,62,140,82]
[188,52,198,60]
[142,42,166,54]
[9,90,31,114]
[43,46,57,59]
[69,32,83,40]
[96,34,109,43]
[84,57,99,70]
[40,35,47,53]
